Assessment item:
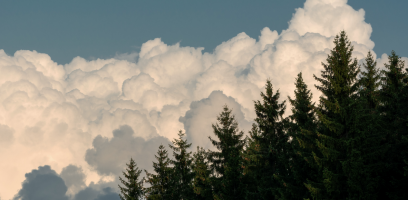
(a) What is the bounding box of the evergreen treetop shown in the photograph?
[286,72,318,200]
[192,146,213,200]
[118,158,144,200]
[378,51,408,199]
[144,144,175,200]
[343,50,386,200]
[115,30,408,200]
[359,51,381,110]
[311,30,360,199]
[169,130,194,200]
[208,105,246,200]
[248,79,288,199]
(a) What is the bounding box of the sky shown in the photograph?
[0,0,407,65]
[0,0,407,199]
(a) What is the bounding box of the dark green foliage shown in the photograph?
[207,105,246,200]
[359,51,381,110]
[169,130,194,200]
[343,51,385,199]
[311,31,360,199]
[242,124,263,199]
[118,158,144,200]
[404,69,408,178]
[192,147,213,200]
[116,31,408,200]
[286,72,319,200]
[404,66,408,168]
[144,144,175,200]
[378,51,408,199]
[404,133,408,178]
[245,80,288,199]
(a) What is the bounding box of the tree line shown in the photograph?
[117,31,408,200]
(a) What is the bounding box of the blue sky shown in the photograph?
[1,1,408,199]
[0,0,407,64]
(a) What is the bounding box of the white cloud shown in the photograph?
[287,0,374,49]
[376,53,408,72]
[180,91,253,150]
[1,0,407,199]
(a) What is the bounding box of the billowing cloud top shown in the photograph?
[1,0,407,199]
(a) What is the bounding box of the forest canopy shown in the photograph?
[118,31,408,200]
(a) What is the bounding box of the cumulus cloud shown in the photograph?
[376,53,408,71]
[1,0,407,199]
[287,0,374,49]
[12,165,121,200]
[180,91,253,150]
[85,125,171,176]
[0,124,14,145]
[74,187,120,200]
[13,166,68,200]
[60,165,87,196]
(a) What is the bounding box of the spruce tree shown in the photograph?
[242,124,263,199]
[192,147,213,200]
[118,158,145,200]
[144,144,175,200]
[207,105,246,200]
[378,51,408,199]
[359,51,381,110]
[311,31,360,199]
[169,130,194,200]
[405,135,408,177]
[245,80,288,199]
[343,51,385,199]
[286,72,319,200]
[403,68,408,179]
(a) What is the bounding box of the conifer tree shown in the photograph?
[118,158,145,200]
[245,80,288,199]
[343,51,385,199]
[310,31,360,199]
[404,129,408,179]
[378,51,408,199]
[403,68,408,179]
[207,105,246,200]
[145,144,175,200]
[358,51,381,109]
[169,130,194,200]
[242,124,263,199]
[286,72,319,200]
[192,147,213,200]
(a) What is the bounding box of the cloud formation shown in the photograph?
[1,0,407,199]
[13,165,121,200]
[85,125,170,176]
[74,187,120,200]
[60,165,87,196]
[13,166,68,200]
[180,91,253,150]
